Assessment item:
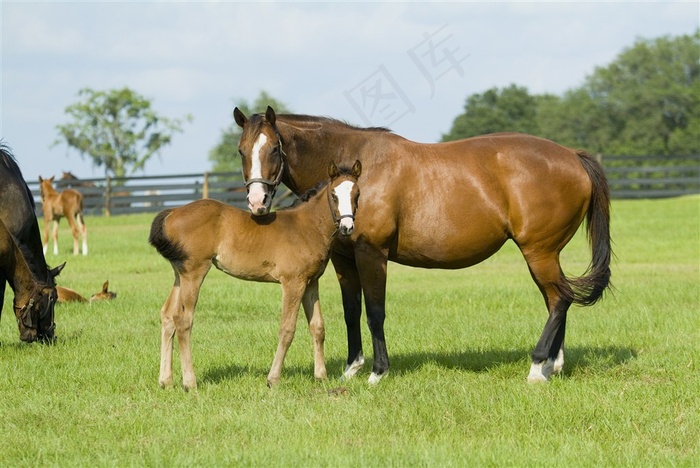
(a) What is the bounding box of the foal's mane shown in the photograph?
[286,165,358,209]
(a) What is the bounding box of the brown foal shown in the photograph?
[39,176,88,256]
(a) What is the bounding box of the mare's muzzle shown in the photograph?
[245,160,284,216]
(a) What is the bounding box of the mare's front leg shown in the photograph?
[267,280,305,386]
[356,243,390,384]
[331,251,365,379]
[301,279,326,381]
[159,284,180,388]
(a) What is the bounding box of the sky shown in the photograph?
[1,1,698,181]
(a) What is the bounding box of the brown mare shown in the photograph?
[0,218,64,342]
[149,161,362,390]
[234,106,612,384]
[39,175,88,256]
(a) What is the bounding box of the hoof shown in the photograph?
[368,371,388,385]
[527,359,555,383]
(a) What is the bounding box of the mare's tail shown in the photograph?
[149,209,187,271]
[567,151,612,306]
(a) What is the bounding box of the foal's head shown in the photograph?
[38,175,56,202]
[234,106,284,216]
[15,262,65,343]
[327,160,362,236]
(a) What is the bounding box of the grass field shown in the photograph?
[1,196,698,466]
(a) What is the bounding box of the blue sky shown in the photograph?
[1,1,698,180]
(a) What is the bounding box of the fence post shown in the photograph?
[105,176,112,217]
[203,172,209,199]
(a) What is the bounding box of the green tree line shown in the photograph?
[442,31,699,156]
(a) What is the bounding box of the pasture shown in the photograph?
[1,196,698,466]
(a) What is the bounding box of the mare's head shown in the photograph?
[327,160,362,236]
[234,106,284,216]
[38,175,56,202]
[15,262,65,343]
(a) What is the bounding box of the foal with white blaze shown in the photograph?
[149,161,361,390]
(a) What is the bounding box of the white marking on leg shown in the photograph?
[553,348,564,374]
[342,353,364,380]
[527,359,555,383]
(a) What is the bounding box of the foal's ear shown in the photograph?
[265,106,276,126]
[233,107,247,128]
[328,161,340,179]
[352,160,362,179]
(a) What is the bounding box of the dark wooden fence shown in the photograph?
[28,155,699,217]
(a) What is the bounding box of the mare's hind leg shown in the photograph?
[159,285,180,388]
[523,252,572,383]
[331,251,365,379]
[301,279,327,381]
[267,280,305,386]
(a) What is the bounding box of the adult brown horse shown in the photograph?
[149,161,361,390]
[39,175,88,256]
[0,219,63,342]
[233,106,612,384]
[0,142,63,342]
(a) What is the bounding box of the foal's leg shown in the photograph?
[176,272,206,391]
[159,285,180,388]
[524,253,572,383]
[66,211,81,255]
[267,280,305,386]
[42,214,51,255]
[76,212,88,255]
[51,219,60,255]
[301,279,327,381]
[331,252,365,379]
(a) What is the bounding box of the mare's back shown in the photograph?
[0,145,35,236]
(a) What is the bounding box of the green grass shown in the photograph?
[1,196,698,466]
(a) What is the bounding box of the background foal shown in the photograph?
[39,176,88,256]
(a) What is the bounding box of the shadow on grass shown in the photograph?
[387,345,638,378]
[199,345,637,385]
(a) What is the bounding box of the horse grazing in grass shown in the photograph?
[0,142,63,342]
[234,106,612,384]
[149,161,362,390]
[39,175,88,256]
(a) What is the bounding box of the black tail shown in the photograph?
[149,209,187,272]
[567,151,613,306]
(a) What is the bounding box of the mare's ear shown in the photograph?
[265,106,276,126]
[352,160,362,179]
[50,262,67,279]
[233,107,247,128]
[328,161,340,179]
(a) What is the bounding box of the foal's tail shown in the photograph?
[149,209,187,272]
[567,151,613,306]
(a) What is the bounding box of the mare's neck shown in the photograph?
[0,235,37,299]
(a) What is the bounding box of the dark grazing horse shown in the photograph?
[0,142,63,342]
[233,107,612,384]
[150,161,361,390]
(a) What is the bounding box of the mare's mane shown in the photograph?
[274,113,391,134]
[0,141,36,210]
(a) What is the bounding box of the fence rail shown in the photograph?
[28,155,699,216]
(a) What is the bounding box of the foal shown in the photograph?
[149,161,361,390]
[39,176,88,256]
[0,218,64,342]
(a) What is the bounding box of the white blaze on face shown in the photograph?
[247,133,268,210]
[334,180,356,231]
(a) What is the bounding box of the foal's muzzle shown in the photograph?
[337,215,355,236]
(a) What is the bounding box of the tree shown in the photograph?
[209,91,290,173]
[54,87,192,177]
[441,85,539,141]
